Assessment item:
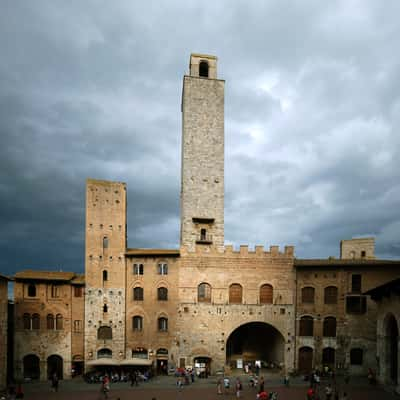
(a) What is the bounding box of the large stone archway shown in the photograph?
[384,313,399,385]
[226,322,285,370]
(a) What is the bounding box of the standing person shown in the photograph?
[259,376,265,393]
[51,373,59,392]
[101,374,110,399]
[235,378,242,398]
[307,386,315,400]
[325,383,333,400]
[217,378,223,395]
[223,376,230,395]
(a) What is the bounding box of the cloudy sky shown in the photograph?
[1,1,400,276]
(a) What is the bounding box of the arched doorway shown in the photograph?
[298,347,313,373]
[23,354,40,380]
[156,348,169,375]
[385,314,398,384]
[47,355,63,380]
[194,356,211,378]
[322,347,335,370]
[226,322,285,371]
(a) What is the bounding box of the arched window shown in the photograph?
[260,284,273,304]
[158,287,168,301]
[301,287,315,304]
[132,347,147,358]
[323,317,336,337]
[132,316,143,331]
[133,287,144,301]
[229,284,242,304]
[198,283,211,303]
[32,313,40,330]
[103,304,108,313]
[23,313,31,329]
[27,284,36,297]
[47,314,54,330]
[199,61,209,77]
[97,326,112,339]
[158,317,168,332]
[56,314,63,330]
[324,286,338,304]
[103,237,108,249]
[102,270,108,282]
[97,348,112,358]
[299,316,314,336]
[322,347,335,366]
[350,348,363,365]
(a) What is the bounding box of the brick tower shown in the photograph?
[180,54,225,251]
[84,179,127,366]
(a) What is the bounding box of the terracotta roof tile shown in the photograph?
[14,270,76,281]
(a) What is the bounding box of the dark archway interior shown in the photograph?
[226,322,284,368]
[47,355,63,380]
[387,315,398,384]
[23,354,40,379]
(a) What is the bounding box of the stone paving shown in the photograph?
[13,373,400,400]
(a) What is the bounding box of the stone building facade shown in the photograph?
[0,274,9,389]
[365,278,400,393]
[13,271,84,380]
[12,54,400,382]
[295,238,400,376]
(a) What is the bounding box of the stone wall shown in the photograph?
[181,68,225,251]
[176,244,295,373]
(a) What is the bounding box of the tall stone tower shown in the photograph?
[84,179,127,365]
[180,54,225,251]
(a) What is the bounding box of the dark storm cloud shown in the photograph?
[1,1,400,276]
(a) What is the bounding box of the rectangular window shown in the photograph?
[158,263,168,275]
[73,320,82,332]
[351,274,362,293]
[133,263,144,275]
[74,286,83,297]
[51,285,60,298]
[346,295,367,314]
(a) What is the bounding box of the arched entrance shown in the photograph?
[193,356,211,378]
[156,348,169,375]
[322,347,335,370]
[226,322,285,371]
[385,314,398,384]
[23,354,40,380]
[298,347,313,373]
[47,355,63,379]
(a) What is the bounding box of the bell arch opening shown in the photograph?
[226,322,285,370]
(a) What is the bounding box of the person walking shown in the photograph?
[235,378,242,398]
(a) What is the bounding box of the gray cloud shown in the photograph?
[1,1,400,276]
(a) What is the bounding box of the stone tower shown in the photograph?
[84,179,127,365]
[180,54,225,251]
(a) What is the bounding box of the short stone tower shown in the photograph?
[84,179,127,366]
[180,54,225,251]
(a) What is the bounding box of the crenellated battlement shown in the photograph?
[180,243,295,257]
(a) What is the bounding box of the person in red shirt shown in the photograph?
[307,386,315,400]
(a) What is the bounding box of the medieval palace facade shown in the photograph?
[8,54,400,391]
